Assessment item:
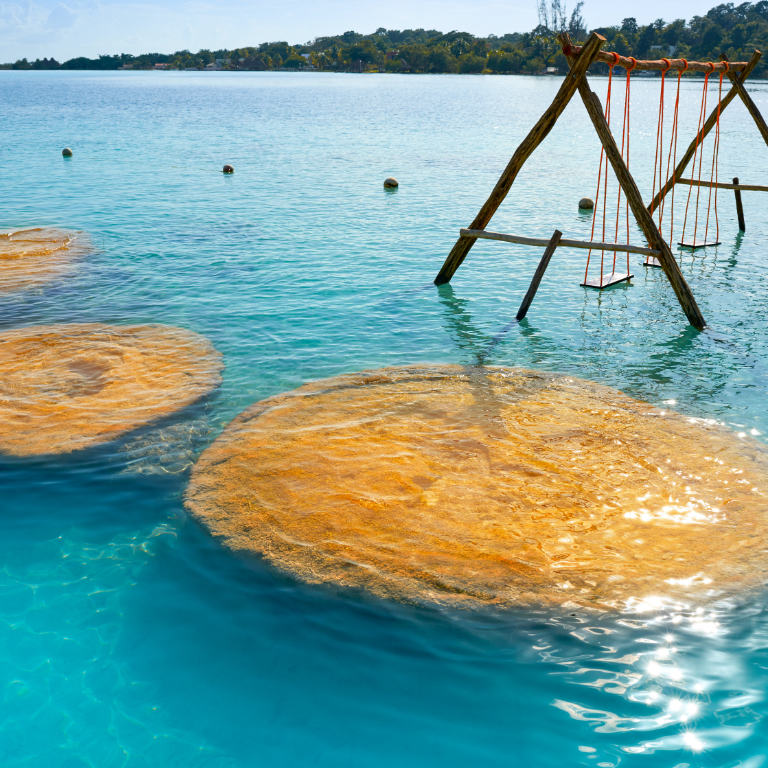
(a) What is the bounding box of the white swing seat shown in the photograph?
[581,272,634,289]
[678,239,721,249]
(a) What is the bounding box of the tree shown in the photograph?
[621,17,639,35]
[459,53,487,72]
[702,22,725,50]
[427,47,459,72]
[568,2,587,39]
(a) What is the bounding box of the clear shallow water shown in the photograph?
[2,69,768,766]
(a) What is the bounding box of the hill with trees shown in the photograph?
[4,2,767,77]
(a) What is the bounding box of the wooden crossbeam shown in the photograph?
[560,32,706,330]
[460,228,661,257]
[720,52,768,147]
[648,50,762,215]
[433,32,606,286]
[566,47,748,73]
[676,178,768,192]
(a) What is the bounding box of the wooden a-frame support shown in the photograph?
[434,31,707,329]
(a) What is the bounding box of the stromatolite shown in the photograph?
[0,323,223,456]
[185,365,768,610]
[0,228,92,294]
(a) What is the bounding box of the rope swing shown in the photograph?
[582,54,635,288]
[584,54,728,279]
[651,60,684,247]
[680,63,724,248]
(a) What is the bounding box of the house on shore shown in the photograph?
[234,57,267,71]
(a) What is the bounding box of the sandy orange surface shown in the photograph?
[0,324,223,456]
[185,365,768,611]
[0,227,92,294]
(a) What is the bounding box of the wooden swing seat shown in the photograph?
[678,239,721,249]
[581,272,634,289]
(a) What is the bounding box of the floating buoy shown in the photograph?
[0,323,223,457]
[62,148,73,157]
[186,364,768,611]
[223,164,234,174]
[383,177,399,188]
[578,197,594,210]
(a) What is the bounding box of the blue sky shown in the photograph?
[3,0,712,62]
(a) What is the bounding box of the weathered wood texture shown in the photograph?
[566,47,748,73]
[648,50,761,215]
[720,52,768,147]
[516,230,562,321]
[460,228,661,257]
[676,177,768,192]
[734,177,746,232]
[433,32,606,286]
[561,32,707,330]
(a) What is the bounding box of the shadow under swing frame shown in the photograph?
[433,32,768,331]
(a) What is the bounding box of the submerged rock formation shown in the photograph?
[0,228,93,294]
[186,365,768,611]
[0,324,223,456]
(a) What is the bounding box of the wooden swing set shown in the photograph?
[434,32,768,330]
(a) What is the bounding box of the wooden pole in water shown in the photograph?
[516,230,562,321]
[433,32,606,286]
[560,32,707,331]
[733,177,746,232]
[648,50,762,216]
[720,52,768,148]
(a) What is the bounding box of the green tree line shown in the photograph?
[3,2,767,77]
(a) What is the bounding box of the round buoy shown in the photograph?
[1,227,92,295]
[578,197,594,210]
[62,148,73,157]
[383,177,399,188]
[223,164,234,174]
[0,324,223,456]
[186,365,768,611]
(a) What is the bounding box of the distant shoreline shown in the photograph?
[4,5,767,79]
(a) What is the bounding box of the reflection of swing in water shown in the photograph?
[433,32,768,331]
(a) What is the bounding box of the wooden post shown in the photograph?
[433,32,606,285]
[516,230,562,320]
[648,50,762,215]
[560,32,707,330]
[733,176,746,232]
[720,52,768,148]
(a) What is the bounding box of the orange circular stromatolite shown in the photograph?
[185,365,768,611]
[0,228,92,295]
[0,324,223,456]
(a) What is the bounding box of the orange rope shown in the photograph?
[652,59,671,231]
[704,63,726,244]
[585,52,619,286]
[682,63,714,247]
[613,57,636,276]
[659,60,687,246]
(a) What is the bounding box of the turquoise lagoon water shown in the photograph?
[2,69,768,766]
